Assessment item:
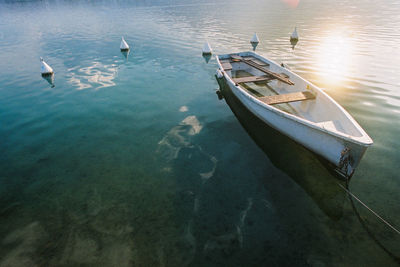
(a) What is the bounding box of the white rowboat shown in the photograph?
[216,51,373,178]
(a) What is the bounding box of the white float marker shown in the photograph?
[40,57,54,76]
[202,41,212,55]
[290,27,299,41]
[120,36,130,51]
[250,32,259,45]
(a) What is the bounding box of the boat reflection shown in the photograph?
[41,73,55,88]
[216,77,346,220]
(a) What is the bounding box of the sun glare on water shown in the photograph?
[315,32,354,87]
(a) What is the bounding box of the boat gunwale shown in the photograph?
[216,51,373,147]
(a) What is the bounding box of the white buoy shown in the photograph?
[250,33,259,44]
[120,36,130,51]
[290,27,299,41]
[40,57,54,75]
[202,42,212,55]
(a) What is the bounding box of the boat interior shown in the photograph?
[218,52,364,138]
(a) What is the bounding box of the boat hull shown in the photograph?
[217,75,368,179]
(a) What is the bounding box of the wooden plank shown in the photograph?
[252,59,270,67]
[230,55,294,85]
[233,75,271,84]
[280,73,290,79]
[259,91,315,105]
[221,61,232,71]
[244,60,295,85]
[242,56,270,66]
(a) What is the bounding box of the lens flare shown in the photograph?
[281,0,300,8]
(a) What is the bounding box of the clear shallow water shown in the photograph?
[0,0,399,266]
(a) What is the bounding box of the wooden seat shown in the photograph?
[242,56,270,67]
[220,61,232,71]
[259,91,315,105]
[233,75,271,84]
[230,55,294,85]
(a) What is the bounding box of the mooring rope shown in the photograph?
[337,182,400,235]
[337,181,400,263]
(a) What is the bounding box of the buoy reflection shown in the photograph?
[41,73,55,88]
[202,54,211,63]
[290,38,298,50]
[121,50,130,60]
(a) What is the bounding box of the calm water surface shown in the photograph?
[0,0,399,266]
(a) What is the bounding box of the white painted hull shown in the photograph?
[216,52,372,178]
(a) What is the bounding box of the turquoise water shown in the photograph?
[0,0,399,265]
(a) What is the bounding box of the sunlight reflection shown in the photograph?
[315,32,354,86]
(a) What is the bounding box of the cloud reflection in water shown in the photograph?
[67,61,118,90]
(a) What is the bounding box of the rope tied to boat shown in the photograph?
[338,182,400,235]
[337,181,400,263]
